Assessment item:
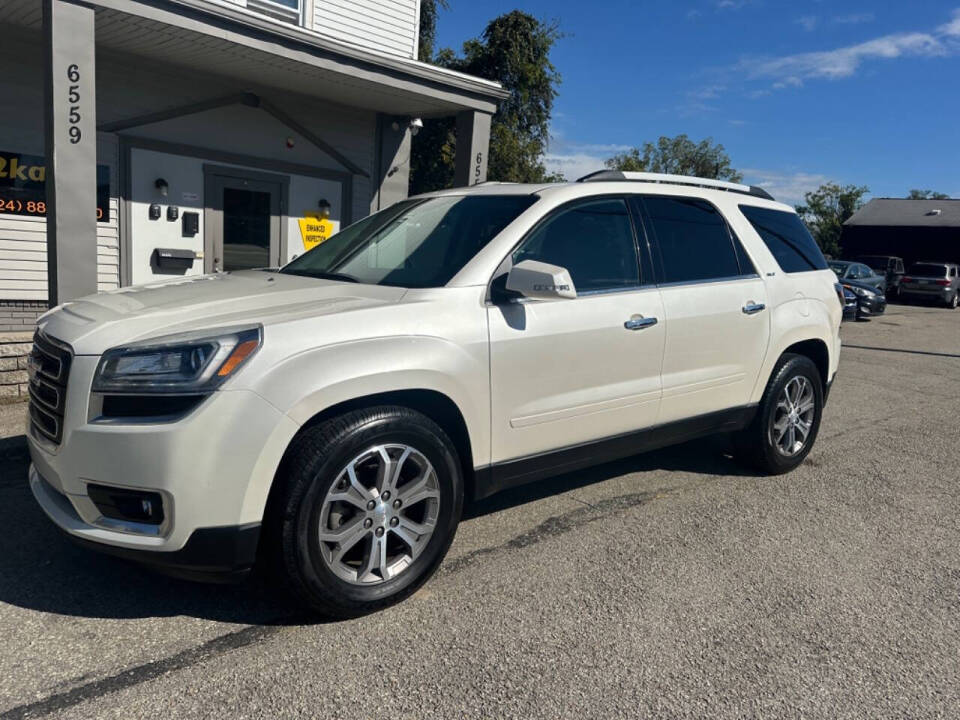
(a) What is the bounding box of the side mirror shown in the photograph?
[505,259,577,300]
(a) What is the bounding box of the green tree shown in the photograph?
[796,183,869,258]
[605,135,743,183]
[907,189,951,200]
[410,11,562,193]
[417,0,448,62]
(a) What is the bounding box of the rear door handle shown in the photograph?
[624,316,658,330]
[742,302,766,315]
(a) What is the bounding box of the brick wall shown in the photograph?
[0,300,47,333]
[0,332,32,404]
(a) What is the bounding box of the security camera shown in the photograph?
[409,117,424,136]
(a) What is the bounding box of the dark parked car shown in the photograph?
[900,262,960,308]
[828,261,886,294]
[856,255,905,296]
[841,286,858,321]
[841,279,887,320]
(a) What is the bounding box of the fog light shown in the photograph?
[87,484,164,526]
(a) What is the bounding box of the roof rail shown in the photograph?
[576,169,775,201]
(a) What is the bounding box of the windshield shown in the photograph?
[280,195,537,288]
[828,261,848,276]
[907,263,947,278]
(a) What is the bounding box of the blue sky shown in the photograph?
[435,1,960,205]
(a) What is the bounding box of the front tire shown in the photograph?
[269,406,463,617]
[735,354,824,474]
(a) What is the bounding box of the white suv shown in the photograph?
[27,171,842,616]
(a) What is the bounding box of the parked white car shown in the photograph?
[27,171,842,616]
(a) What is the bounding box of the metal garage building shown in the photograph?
[0,0,505,331]
[842,198,960,267]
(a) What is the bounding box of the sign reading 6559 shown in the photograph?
[66,64,82,144]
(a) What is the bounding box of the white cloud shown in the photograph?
[746,31,945,85]
[740,169,831,207]
[542,136,632,181]
[543,152,609,181]
[732,8,960,89]
[796,15,819,32]
[941,8,960,36]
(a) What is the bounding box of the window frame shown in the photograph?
[247,0,303,25]
[633,194,760,287]
[487,194,651,304]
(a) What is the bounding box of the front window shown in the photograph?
[281,195,537,288]
[512,198,640,293]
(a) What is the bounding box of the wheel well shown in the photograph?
[783,339,829,392]
[290,389,476,498]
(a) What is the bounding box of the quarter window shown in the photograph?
[641,197,742,283]
[512,198,640,293]
[738,205,828,274]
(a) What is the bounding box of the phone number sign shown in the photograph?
[0,150,110,222]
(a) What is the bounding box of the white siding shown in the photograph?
[0,37,120,301]
[312,0,420,59]
[0,134,120,300]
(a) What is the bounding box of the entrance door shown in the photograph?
[206,173,283,272]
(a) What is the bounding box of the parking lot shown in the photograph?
[1,302,958,719]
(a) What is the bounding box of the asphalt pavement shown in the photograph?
[1,302,958,719]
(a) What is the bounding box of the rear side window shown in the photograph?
[513,198,640,293]
[739,205,828,273]
[640,197,742,283]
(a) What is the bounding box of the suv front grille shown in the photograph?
[27,331,73,445]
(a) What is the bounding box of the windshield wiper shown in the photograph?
[288,270,360,283]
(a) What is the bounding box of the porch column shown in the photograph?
[371,114,412,212]
[453,111,491,187]
[43,0,98,305]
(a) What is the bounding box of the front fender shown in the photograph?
[259,335,489,463]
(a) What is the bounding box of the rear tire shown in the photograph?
[734,354,824,475]
[947,293,958,309]
[267,406,463,617]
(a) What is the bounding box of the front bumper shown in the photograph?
[26,354,299,578]
[857,295,886,316]
[30,465,260,580]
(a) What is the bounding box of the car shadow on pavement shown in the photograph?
[0,432,749,624]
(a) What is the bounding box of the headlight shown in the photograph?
[93,326,262,394]
[844,284,874,298]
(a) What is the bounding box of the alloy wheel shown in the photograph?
[771,376,816,457]
[317,444,440,585]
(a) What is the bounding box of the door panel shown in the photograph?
[489,289,665,463]
[657,277,770,424]
[635,194,771,424]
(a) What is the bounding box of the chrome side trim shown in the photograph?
[656,273,761,289]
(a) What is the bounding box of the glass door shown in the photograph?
[207,174,283,272]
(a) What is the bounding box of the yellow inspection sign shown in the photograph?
[298,211,335,251]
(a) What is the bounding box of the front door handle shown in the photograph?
[624,316,658,330]
[742,302,766,315]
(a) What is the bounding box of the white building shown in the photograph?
[0,0,503,331]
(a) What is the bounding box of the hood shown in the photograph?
[38,271,408,355]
